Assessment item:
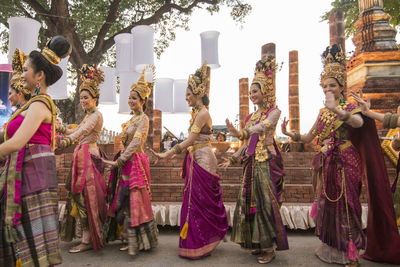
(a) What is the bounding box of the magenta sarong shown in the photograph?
[178,152,228,259]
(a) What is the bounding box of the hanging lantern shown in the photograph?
[114,33,132,74]
[118,71,140,114]
[154,78,173,113]
[200,31,220,69]
[48,56,69,100]
[131,25,154,72]
[7,17,41,63]
[173,79,190,113]
[99,67,117,104]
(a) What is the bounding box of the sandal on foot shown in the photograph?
[69,243,92,253]
[257,251,276,264]
[251,249,261,255]
[345,261,359,267]
[119,245,128,251]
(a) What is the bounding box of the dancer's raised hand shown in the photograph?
[281,117,289,135]
[350,89,370,115]
[218,157,230,170]
[225,118,239,138]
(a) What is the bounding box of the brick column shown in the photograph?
[239,78,249,130]
[145,85,154,148]
[288,51,300,133]
[329,10,345,52]
[153,109,162,152]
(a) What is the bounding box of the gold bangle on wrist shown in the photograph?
[292,132,301,142]
[383,113,392,129]
[173,144,183,154]
[238,129,249,140]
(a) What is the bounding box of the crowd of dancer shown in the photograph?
[0,34,399,267]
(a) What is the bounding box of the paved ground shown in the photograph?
[59,227,397,267]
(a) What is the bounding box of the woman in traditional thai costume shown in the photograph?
[0,35,71,267]
[58,64,107,253]
[219,56,288,264]
[152,62,228,259]
[351,92,400,226]
[8,49,31,111]
[104,66,158,256]
[281,44,400,266]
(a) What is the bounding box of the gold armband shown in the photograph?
[190,124,201,134]
[292,132,301,142]
[238,129,250,140]
[134,132,143,139]
[173,144,183,154]
[383,113,392,129]
[60,137,72,148]
[390,114,399,129]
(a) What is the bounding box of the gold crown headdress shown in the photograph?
[320,44,347,87]
[10,48,30,96]
[251,55,281,106]
[41,37,72,65]
[130,65,155,99]
[188,61,208,98]
[79,64,104,98]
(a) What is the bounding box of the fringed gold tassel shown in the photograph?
[70,203,78,218]
[180,222,188,239]
[16,258,22,267]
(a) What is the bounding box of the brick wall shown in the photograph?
[56,145,396,204]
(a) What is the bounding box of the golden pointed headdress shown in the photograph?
[320,44,347,87]
[79,64,104,98]
[251,55,280,106]
[188,61,208,97]
[10,48,30,96]
[130,65,155,99]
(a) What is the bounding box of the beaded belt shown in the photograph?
[187,142,211,153]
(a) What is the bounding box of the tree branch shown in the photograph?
[22,0,52,25]
[15,2,34,19]
[92,0,121,54]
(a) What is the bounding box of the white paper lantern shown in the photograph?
[154,78,173,113]
[173,79,190,113]
[200,31,220,69]
[8,17,41,63]
[118,71,140,114]
[99,67,117,104]
[114,33,132,74]
[131,26,154,72]
[48,56,69,100]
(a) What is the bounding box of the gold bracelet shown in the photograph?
[339,111,351,122]
[116,158,124,168]
[293,132,301,142]
[238,129,249,140]
[383,113,392,129]
[229,156,237,165]
[390,114,399,129]
[173,144,182,154]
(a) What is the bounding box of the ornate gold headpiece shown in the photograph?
[188,61,208,98]
[79,64,104,98]
[41,37,72,65]
[10,48,30,96]
[320,44,347,87]
[251,55,281,107]
[130,65,155,99]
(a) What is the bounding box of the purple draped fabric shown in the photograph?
[178,152,228,259]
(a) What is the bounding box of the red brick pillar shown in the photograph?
[329,10,345,52]
[289,51,300,133]
[239,78,249,130]
[145,85,154,148]
[153,109,162,152]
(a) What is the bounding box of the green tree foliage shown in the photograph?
[0,0,251,122]
[322,0,400,38]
